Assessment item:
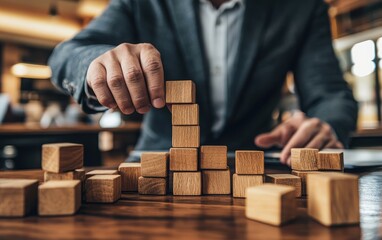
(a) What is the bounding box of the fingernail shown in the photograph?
[137,106,150,114]
[152,98,165,108]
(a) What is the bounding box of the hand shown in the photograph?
[255,112,343,165]
[86,43,165,114]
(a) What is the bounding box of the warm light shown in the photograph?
[11,63,52,79]
[351,40,375,64]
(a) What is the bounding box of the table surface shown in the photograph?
[0,166,381,240]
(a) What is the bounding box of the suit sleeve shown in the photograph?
[48,0,137,113]
[292,0,358,147]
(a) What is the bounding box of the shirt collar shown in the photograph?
[199,0,244,10]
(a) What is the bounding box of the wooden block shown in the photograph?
[235,151,264,174]
[0,179,38,217]
[202,169,231,195]
[318,151,344,171]
[38,180,81,216]
[165,80,196,104]
[291,148,318,170]
[85,175,121,203]
[118,163,141,192]
[172,126,200,148]
[42,143,83,173]
[265,174,302,197]
[44,169,85,182]
[141,152,168,177]
[291,170,325,196]
[169,148,198,171]
[233,174,263,198]
[85,169,119,179]
[307,172,360,226]
[246,184,297,226]
[172,104,199,125]
[173,172,201,196]
[138,177,167,195]
[200,146,227,170]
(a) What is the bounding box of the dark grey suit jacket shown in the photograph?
[49,0,358,151]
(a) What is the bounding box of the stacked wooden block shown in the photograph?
[138,152,169,195]
[118,162,141,192]
[233,151,264,198]
[85,169,121,203]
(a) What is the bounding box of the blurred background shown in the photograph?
[0,0,381,169]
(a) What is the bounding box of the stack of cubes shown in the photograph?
[138,152,169,195]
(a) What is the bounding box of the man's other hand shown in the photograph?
[254,112,343,165]
[86,43,165,114]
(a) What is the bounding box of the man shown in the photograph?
[49,0,358,165]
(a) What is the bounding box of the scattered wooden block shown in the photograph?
[85,175,121,203]
[291,170,325,196]
[235,151,264,174]
[141,152,168,177]
[42,143,83,173]
[0,179,38,217]
[38,180,81,216]
[165,80,196,104]
[202,169,231,195]
[85,169,119,179]
[172,104,199,126]
[169,148,198,171]
[318,151,344,171]
[307,172,360,226]
[44,169,85,182]
[233,174,263,198]
[265,174,302,197]
[291,148,318,171]
[138,177,167,195]
[172,126,200,148]
[173,172,201,196]
[246,184,297,226]
[118,163,141,192]
[200,146,227,170]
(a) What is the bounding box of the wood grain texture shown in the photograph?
[235,151,264,174]
[42,143,83,173]
[173,172,201,196]
[0,179,38,217]
[165,80,196,104]
[118,163,141,192]
[85,169,119,179]
[38,180,81,216]
[307,172,360,226]
[85,175,121,203]
[141,152,168,177]
[138,177,167,195]
[265,174,302,197]
[172,126,200,148]
[318,151,344,171]
[291,170,322,196]
[246,184,297,226]
[202,169,231,195]
[233,174,263,198]
[200,145,227,170]
[172,104,199,126]
[44,169,85,182]
[170,148,198,171]
[291,148,318,171]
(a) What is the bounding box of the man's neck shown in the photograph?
[208,0,230,9]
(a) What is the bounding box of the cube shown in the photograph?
[38,180,81,216]
[0,179,38,217]
[169,148,198,171]
[233,174,263,198]
[165,80,196,103]
[307,172,360,226]
[85,169,119,179]
[318,151,344,171]
[291,170,326,196]
[291,148,318,171]
[172,104,199,125]
[172,126,200,148]
[235,151,264,174]
[118,162,141,192]
[85,175,121,203]
[140,152,168,177]
[202,169,231,195]
[42,143,83,173]
[246,184,297,226]
[265,174,302,197]
[200,146,227,170]
[44,169,85,182]
[138,177,167,195]
[173,172,201,196]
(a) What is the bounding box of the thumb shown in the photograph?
[255,130,282,148]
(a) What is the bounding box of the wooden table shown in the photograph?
[0,166,380,240]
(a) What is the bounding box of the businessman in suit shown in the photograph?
[49,0,358,165]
